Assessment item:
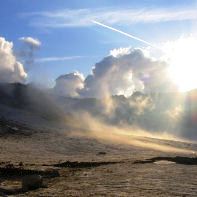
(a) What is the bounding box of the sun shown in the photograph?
[164,37,197,92]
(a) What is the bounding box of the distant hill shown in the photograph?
[0,83,63,121]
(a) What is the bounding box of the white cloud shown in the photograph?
[19,37,41,48]
[24,7,197,28]
[54,71,84,97]
[110,47,131,58]
[0,37,27,83]
[78,47,175,98]
[54,47,176,98]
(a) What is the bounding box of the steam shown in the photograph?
[0,37,27,83]
[54,72,84,97]
[19,36,41,68]
[52,46,196,146]
[76,47,175,98]
[0,36,195,153]
[19,37,41,48]
[79,50,139,98]
[68,112,194,154]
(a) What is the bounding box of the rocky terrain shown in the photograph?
[0,117,197,196]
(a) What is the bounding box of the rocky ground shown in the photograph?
[0,118,197,196]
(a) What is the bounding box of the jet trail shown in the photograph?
[91,20,157,49]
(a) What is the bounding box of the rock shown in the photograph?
[19,162,23,167]
[44,168,60,178]
[97,151,107,155]
[22,175,43,191]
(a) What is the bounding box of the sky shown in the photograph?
[0,0,197,87]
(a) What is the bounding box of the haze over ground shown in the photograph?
[1,1,197,196]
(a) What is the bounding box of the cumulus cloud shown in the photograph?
[0,37,27,83]
[54,72,84,97]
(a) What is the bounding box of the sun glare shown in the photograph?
[165,37,197,92]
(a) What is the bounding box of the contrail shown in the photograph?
[91,20,158,49]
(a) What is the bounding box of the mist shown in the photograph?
[51,47,196,144]
[0,36,196,153]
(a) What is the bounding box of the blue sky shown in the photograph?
[1,0,197,86]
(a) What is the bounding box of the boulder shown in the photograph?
[22,175,43,191]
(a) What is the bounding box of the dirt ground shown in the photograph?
[0,120,197,196]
